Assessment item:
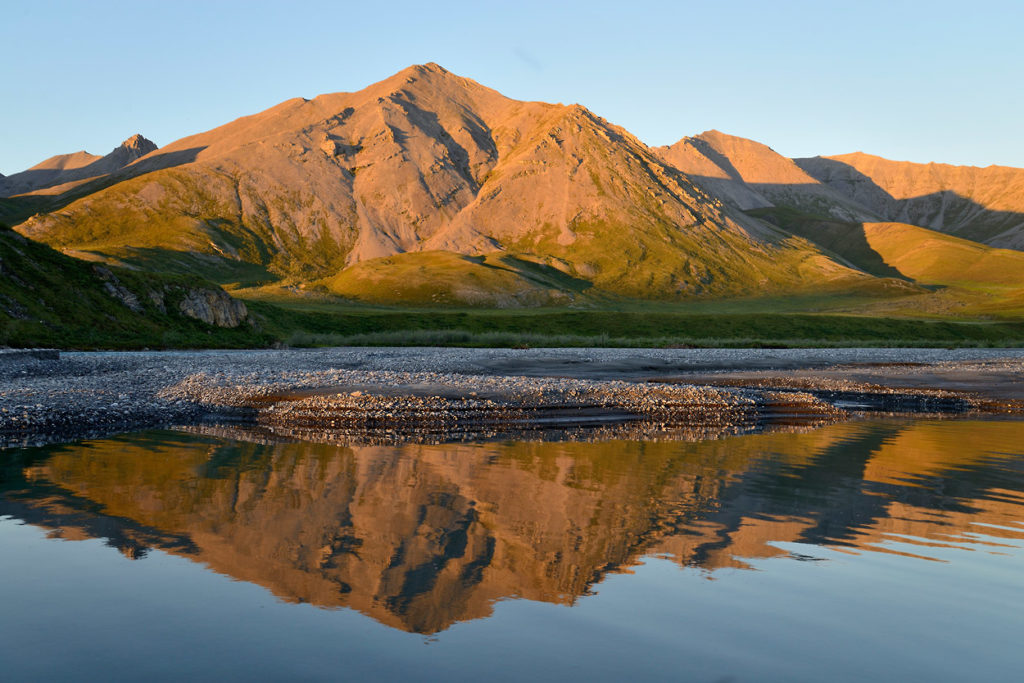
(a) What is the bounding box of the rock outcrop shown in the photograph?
[177,288,249,328]
[0,224,259,347]
[92,264,248,328]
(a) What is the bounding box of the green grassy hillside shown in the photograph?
[307,227,910,308]
[0,224,271,348]
[320,251,578,306]
[751,208,1024,318]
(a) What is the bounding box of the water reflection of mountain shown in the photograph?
[2,420,1023,634]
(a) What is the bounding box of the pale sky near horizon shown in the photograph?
[2,0,1022,174]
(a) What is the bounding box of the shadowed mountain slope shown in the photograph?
[14,64,880,304]
[796,153,1024,249]
[655,130,876,221]
[651,132,1024,314]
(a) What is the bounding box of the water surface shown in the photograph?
[2,419,1023,681]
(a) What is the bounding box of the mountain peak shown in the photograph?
[416,62,448,74]
[118,134,157,156]
[390,62,454,83]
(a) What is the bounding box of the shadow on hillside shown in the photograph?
[88,244,275,286]
[687,138,747,182]
[747,207,910,281]
[793,158,1024,247]
[397,98,493,190]
[489,254,593,292]
[0,147,207,225]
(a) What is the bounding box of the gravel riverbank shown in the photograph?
[2,347,1023,447]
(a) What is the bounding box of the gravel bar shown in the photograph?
[2,347,1023,448]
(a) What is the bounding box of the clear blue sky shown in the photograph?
[3,0,1022,174]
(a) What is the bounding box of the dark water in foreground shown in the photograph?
[2,419,1023,682]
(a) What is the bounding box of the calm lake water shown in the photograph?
[2,419,1023,682]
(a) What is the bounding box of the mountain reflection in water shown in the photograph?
[2,419,1023,635]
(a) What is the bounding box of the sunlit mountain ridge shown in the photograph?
[5,64,1023,313]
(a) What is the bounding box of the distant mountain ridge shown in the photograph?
[654,130,876,220]
[5,63,1023,311]
[0,134,157,198]
[12,64,880,305]
[796,152,1024,249]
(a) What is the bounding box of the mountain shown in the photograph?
[796,152,1024,249]
[0,134,158,198]
[12,64,882,305]
[655,130,875,221]
[656,131,1024,253]
[6,64,1023,312]
[651,130,1024,315]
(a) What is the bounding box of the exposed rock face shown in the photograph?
[93,265,144,313]
[101,134,157,171]
[177,288,249,327]
[93,264,248,327]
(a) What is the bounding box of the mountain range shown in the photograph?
[4,63,1024,314]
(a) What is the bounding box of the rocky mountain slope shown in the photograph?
[11,64,883,305]
[655,130,875,221]
[654,131,1024,255]
[650,130,1024,315]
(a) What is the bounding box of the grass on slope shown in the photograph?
[319,251,584,306]
[13,167,342,287]
[312,218,913,308]
[511,216,892,301]
[750,208,1024,317]
[71,246,278,288]
[0,224,272,349]
[20,161,909,307]
[861,222,1024,287]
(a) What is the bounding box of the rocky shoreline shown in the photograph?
[2,347,1023,448]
